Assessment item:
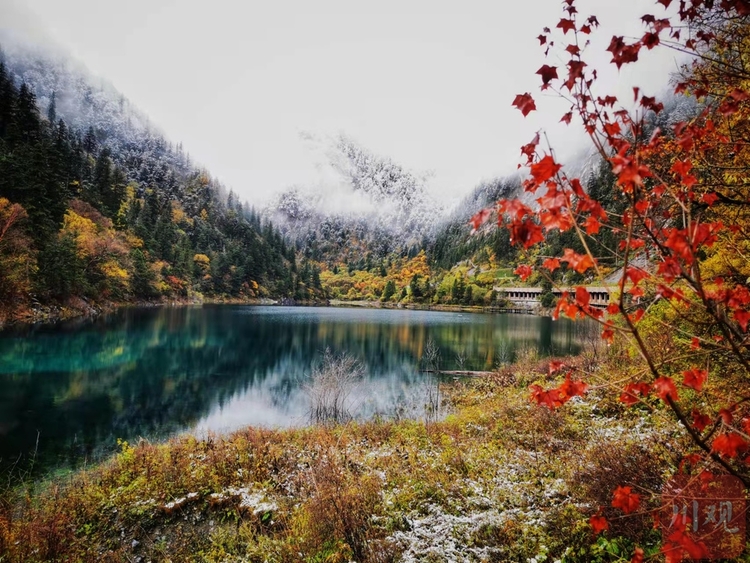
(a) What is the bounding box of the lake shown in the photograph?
[0,305,590,475]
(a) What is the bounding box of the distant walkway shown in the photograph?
[495,286,613,309]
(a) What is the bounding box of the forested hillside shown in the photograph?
[0,42,325,324]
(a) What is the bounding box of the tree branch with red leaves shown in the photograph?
[471,0,750,559]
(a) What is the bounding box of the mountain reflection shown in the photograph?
[0,305,587,476]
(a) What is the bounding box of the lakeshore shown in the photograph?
[0,346,682,563]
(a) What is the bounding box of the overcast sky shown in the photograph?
[2,0,684,205]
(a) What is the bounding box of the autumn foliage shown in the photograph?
[0,198,35,306]
[472,0,750,559]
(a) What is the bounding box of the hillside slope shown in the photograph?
[0,33,323,324]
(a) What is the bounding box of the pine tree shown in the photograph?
[381,279,396,302]
[83,126,96,153]
[46,91,56,124]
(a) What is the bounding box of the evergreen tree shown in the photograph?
[46,91,56,124]
[83,126,96,153]
[381,279,396,302]
[131,249,157,298]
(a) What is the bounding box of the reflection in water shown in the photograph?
[0,305,587,475]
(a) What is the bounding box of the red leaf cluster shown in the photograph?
[691,409,711,432]
[561,248,595,273]
[607,36,642,68]
[529,373,588,409]
[469,208,491,234]
[711,432,749,458]
[681,368,707,391]
[619,382,651,406]
[514,264,533,281]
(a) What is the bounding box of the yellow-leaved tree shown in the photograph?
[0,197,36,309]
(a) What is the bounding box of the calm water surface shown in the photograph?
[0,305,589,474]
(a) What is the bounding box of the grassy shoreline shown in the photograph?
[0,349,683,563]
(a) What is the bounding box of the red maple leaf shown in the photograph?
[612,485,641,514]
[629,286,644,298]
[514,264,533,281]
[603,121,621,137]
[619,382,651,406]
[590,513,609,534]
[728,285,750,307]
[719,407,734,424]
[469,208,492,233]
[520,132,540,162]
[691,409,712,432]
[575,286,590,308]
[561,248,595,273]
[530,155,562,184]
[712,432,749,458]
[548,360,566,375]
[671,159,692,177]
[536,65,558,88]
[733,309,750,331]
[663,528,709,561]
[626,267,649,286]
[583,216,602,235]
[540,208,573,231]
[653,377,678,402]
[642,32,660,49]
[607,36,641,68]
[559,373,588,399]
[512,93,537,116]
[682,368,707,391]
[509,219,545,248]
[529,384,564,409]
[542,257,561,272]
[497,199,531,221]
[557,18,576,34]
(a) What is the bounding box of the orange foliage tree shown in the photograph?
[61,200,131,298]
[0,198,35,305]
[472,1,750,560]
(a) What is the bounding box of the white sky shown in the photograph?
[2,0,684,206]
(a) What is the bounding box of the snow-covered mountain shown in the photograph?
[265,135,447,260]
